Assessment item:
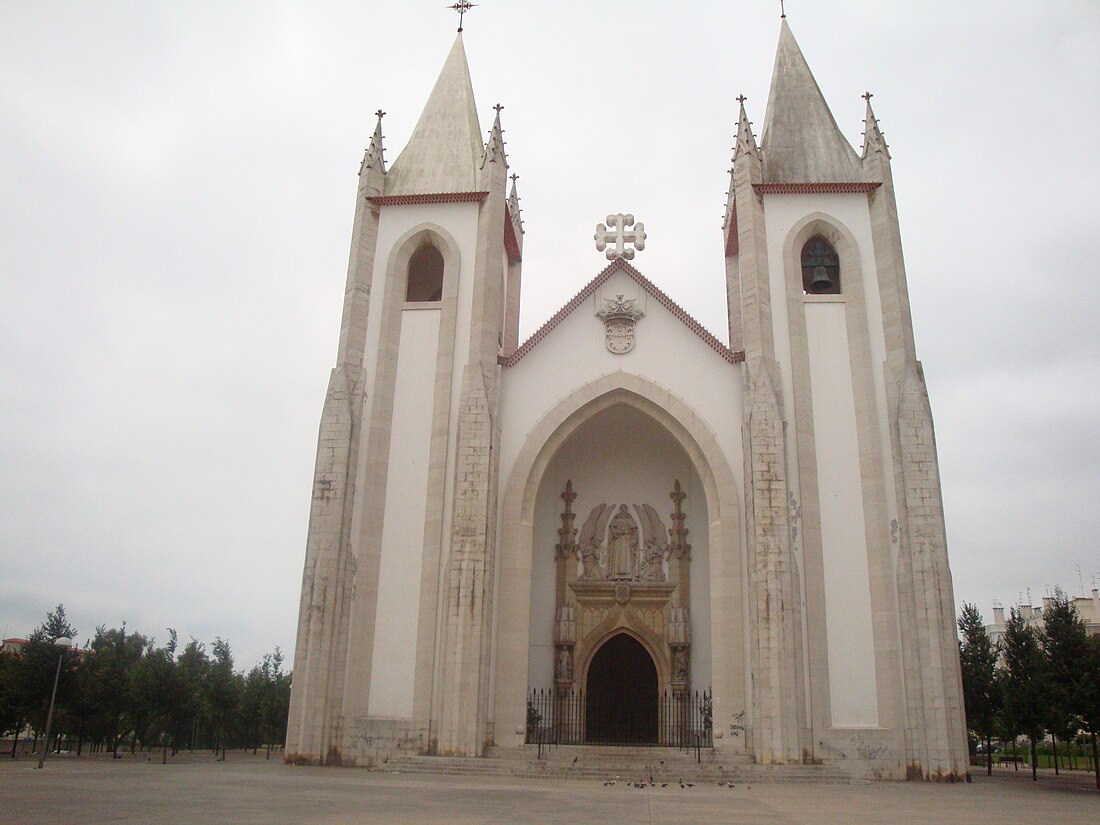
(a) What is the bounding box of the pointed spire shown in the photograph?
[733,95,759,162]
[385,34,484,196]
[480,102,508,170]
[861,91,891,161]
[760,19,861,183]
[508,172,524,235]
[360,109,387,175]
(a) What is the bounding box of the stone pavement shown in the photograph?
[0,754,1095,824]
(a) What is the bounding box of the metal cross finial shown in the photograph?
[862,91,873,102]
[449,1,477,33]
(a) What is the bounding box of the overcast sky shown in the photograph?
[2,1,1098,669]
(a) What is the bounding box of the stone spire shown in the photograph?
[860,92,891,161]
[479,103,508,181]
[760,19,861,183]
[733,95,759,163]
[385,34,484,196]
[507,172,524,238]
[360,110,387,178]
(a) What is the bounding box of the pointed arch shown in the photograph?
[493,372,745,749]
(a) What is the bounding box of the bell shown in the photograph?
[809,265,833,293]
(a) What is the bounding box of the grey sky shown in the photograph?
[2,1,1098,668]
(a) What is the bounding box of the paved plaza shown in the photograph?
[1,754,1095,824]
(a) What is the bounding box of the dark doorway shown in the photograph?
[585,633,658,744]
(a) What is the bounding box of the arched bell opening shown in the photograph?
[584,633,658,744]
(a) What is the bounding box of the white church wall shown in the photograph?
[499,268,743,500]
[762,193,887,729]
[344,202,479,720]
[367,307,441,717]
[804,302,879,727]
[498,267,742,710]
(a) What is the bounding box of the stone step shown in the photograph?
[380,754,857,784]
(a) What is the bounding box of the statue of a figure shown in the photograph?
[556,647,573,681]
[673,647,688,683]
[607,505,639,578]
[576,504,612,579]
[633,503,670,582]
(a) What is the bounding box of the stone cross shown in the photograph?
[594,213,646,260]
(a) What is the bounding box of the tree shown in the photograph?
[83,624,147,757]
[205,637,238,760]
[958,603,1001,775]
[176,639,210,750]
[0,650,21,753]
[12,605,80,754]
[1041,589,1089,775]
[1001,607,1047,781]
[1079,635,1100,789]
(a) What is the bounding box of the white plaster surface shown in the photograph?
[805,302,879,727]
[498,267,742,709]
[367,307,441,717]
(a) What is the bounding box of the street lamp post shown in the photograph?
[36,637,72,769]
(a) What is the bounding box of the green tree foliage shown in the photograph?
[11,605,80,748]
[1,606,292,761]
[957,603,1001,775]
[1040,589,1090,774]
[1000,606,1047,781]
[1079,635,1100,789]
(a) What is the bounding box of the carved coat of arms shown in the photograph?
[596,294,645,355]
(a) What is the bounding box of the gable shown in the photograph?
[499,258,743,367]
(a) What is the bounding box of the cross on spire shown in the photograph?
[862,91,874,102]
[374,109,386,120]
[736,94,748,105]
[448,1,477,33]
[780,0,786,18]
[493,103,504,114]
[510,172,519,184]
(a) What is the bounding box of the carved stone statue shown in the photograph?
[633,503,670,581]
[556,647,573,681]
[673,647,688,683]
[607,505,639,578]
[576,503,612,579]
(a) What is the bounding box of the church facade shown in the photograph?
[285,20,969,780]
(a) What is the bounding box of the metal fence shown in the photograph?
[525,687,712,749]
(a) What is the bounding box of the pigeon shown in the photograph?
[661,783,668,788]
[686,783,694,788]
[572,756,578,766]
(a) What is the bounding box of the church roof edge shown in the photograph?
[500,258,744,367]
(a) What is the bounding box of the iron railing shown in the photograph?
[525,687,712,750]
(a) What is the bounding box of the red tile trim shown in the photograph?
[369,191,489,206]
[753,182,881,194]
[499,258,745,367]
[725,201,739,256]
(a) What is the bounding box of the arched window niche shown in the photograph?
[800,235,841,295]
[405,243,444,302]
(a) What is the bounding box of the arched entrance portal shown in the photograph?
[585,634,658,744]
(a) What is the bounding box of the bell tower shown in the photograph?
[724,19,968,778]
[286,32,522,765]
